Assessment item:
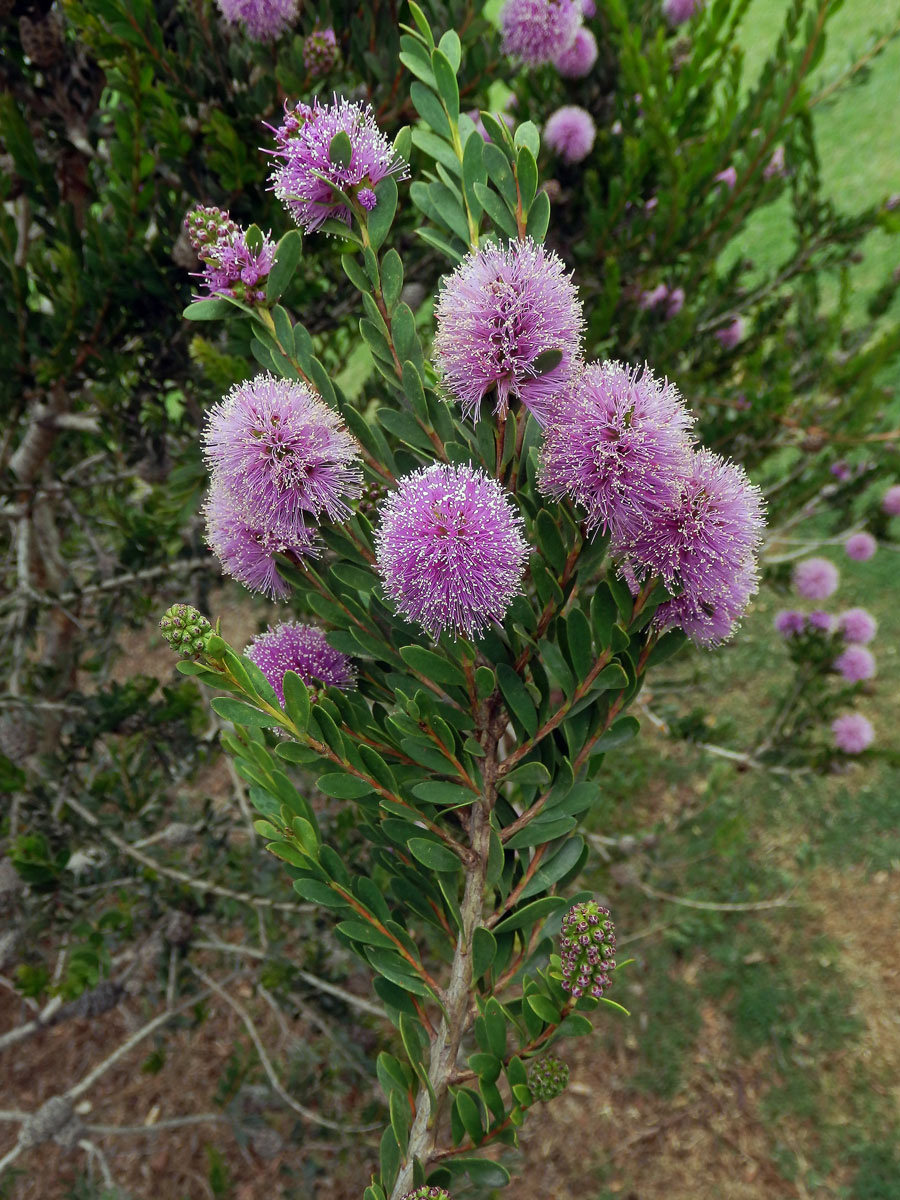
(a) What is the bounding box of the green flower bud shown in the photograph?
[560,899,616,999]
[527,1054,569,1103]
[400,1189,451,1200]
[159,603,212,659]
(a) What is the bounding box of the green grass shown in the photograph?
[728,0,900,320]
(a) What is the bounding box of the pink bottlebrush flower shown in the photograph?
[666,287,685,318]
[374,462,529,641]
[714,166,737,190]
[837,608,877,645]
[833,645,876,683]
[845,531,877,561]
[882,484,900,515]
[302,27,339,76]
[624,449,766,646]
[184,206,276,305]
[269,95,408,232]
[433,238,583,425]
[215,0,298,41]
[204,477,319,600]
[554,26,598,77]
[774,609,805,637]
[543,105,596,163]
[500,0,582,66]
[559,900,616,1000]
[714,316,745,350]
[793,557,839,601]
[663,0,701,24]
[203,374,362,535]
[539,360,694,541]
[764,144,786,179]
[806,609,833,633]
[245,621,355,705]
[831,713,874,754]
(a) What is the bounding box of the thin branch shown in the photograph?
[188,965,379,1135]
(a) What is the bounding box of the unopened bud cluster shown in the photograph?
[159,604,212,658]
[185,205,239,254]
[527,1054,569,1103]
[560,899,616,999]
[400,1188,451,1200]
[302,27,339,76]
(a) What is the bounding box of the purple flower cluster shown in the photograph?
[662,0,702,25]
[433,238,583,425]
[833,645,876,684]
[714,166,737,190]
[302,27,339,76]
[837,608,877,644]
[831,713,874,754]
[500,0,583,66]
[844,531,877,561]
[554,26,597,77]
[269,95,407,232]
[204,477,319,601]
[374,462,528,641]
[539,362,693,540]
[245,622,355,705]
[215,0,297,42]
[541,361,763,645]
[559,900,616,999]
[882,484,900,515]
[543,105,596,163]
[774,608,834,637]
[202,375,360,599]
[714,316,745,350]
[185,205,275,305]
[793,557,839,601]
[203,374,362,535]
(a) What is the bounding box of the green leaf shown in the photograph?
[454,1089,484,1144]
[379,1126,400,1192]
[337,920,398,952]
[526,188,551,241]
[472,927,496,981]
[526,993,561,1025]
[515,145,538,212]
[317,773,375,800]
[399,645,467,688]
[183,298,233,321]
[329,130,353,168]
[431,48,459,121]
[293,878,346,906]
[341,252,369,293]
[472,182,518,239]
[504,815,575,848]
[406,1,434,48]
[407,837,461,873]
[591,585,619,649]
[210,697,279,728]
[265,229,302,303]
[411,127,460,174]
[534,509,566,573]
[532,347,564,377]
[479,112,515,156]
[281,671,310,731]
[496,664,538,737]
[367,176,398,251]
[564,608,595,680]
[438,29,461,71]
[390,302,422,366]
[410,81,451,138]
[380,249,404,309]
[519,836,586,901]
[475,666,495,699]
[389,1088,410,1149]
[491,895,566,935]
[591,715,640,755]
[504,760,551,788]
[450,1159,510,1188]
[514,121,540,157]
[411,781,477,806]
[377,408,433,452]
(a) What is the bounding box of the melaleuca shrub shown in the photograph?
[160,10,771,1196]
